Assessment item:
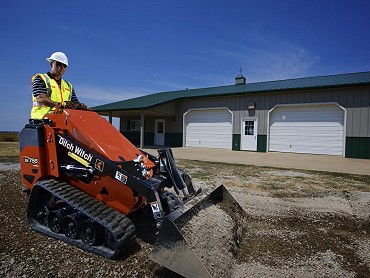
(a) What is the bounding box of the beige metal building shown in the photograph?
[93,71,370,159]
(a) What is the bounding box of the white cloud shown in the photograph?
[176,72,232,87]
[152,37,323,91]
[248,45,321,81]
[54,25,100,39]
[75,83,155,106]
[211,38,321,83]
[149,67,235,90]
[68,37,323,109]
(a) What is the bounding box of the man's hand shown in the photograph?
[75,103,88,110]
[62,101,75,109]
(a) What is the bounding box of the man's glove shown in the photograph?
[61,101,75,109]
[75,103,88,110]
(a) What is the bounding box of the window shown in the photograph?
[245,121,254,135]
[128,120,140,131]
[157,121,164,134]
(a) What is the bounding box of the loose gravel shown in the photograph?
[1,161,370,277]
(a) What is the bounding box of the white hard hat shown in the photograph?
[46,51,69,67]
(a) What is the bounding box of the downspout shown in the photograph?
[140,111,145,149]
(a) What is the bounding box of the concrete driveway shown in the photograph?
[143,147,370,176]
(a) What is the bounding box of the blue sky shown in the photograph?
[1,0,370,131]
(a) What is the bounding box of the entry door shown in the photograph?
[154,119,165,145]
[241,118,258,151]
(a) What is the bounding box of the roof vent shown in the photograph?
[235,67,246,85]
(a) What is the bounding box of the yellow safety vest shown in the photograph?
[31,73,73,119]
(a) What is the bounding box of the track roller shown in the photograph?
[105,230,118,251]
[63,213,86,239]
[79,220,103,246]
[48,207,73,233]
[36,204,49,226]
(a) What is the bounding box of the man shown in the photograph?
[31,51,87,119]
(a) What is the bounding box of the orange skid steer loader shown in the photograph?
[19,109,245,277]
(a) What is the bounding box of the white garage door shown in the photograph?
[185,108,232,149]
[269,104,345,155]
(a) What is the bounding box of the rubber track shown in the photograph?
[28,179,135,259]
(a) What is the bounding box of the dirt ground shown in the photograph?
[1,158,370,278]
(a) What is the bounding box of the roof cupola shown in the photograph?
[235,67,246,85]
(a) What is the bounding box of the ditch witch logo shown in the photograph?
[58,135,93,165]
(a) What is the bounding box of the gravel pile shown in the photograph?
[182,203,237,277]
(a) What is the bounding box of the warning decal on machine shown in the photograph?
[94,159,104,172]
[150,202,162,220]
[115,171,128,184]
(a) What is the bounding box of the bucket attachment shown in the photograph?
[150,184,246,278]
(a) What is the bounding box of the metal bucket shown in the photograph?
[150,184,246,278]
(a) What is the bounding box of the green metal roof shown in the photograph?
[92,71,370,112]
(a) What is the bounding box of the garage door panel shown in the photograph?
[272,121,343,126]
[269,141,343,154]
[272,107,344,123]
[185,109,232,149]
[269,104,344,155]
[270,138,343,146]
[270,125,343,134]
[270,136,343,143]
[281,113,343,122]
